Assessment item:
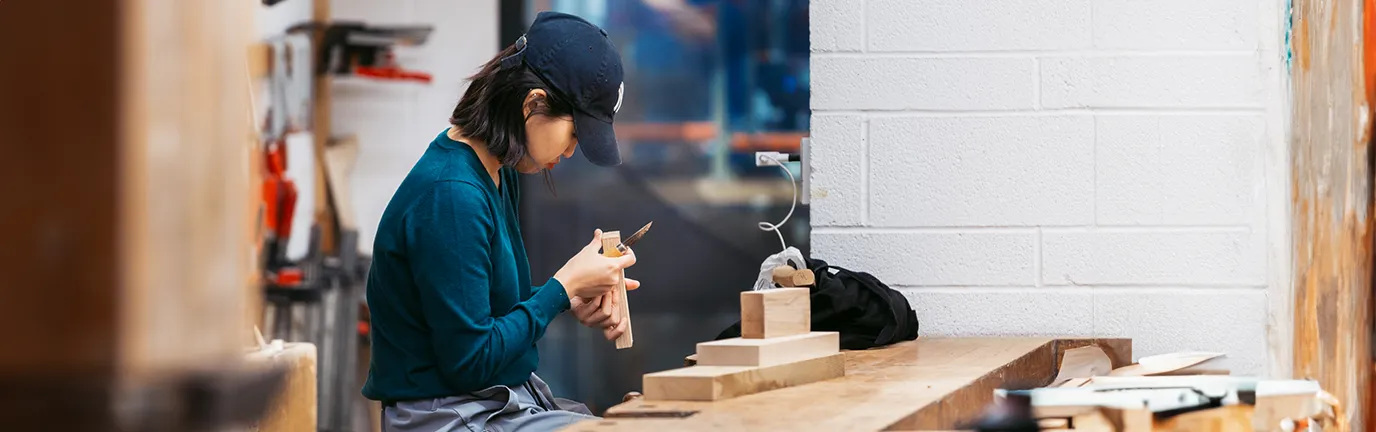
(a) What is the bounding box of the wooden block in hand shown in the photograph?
[600,230,633,349]
[696,331,838,367]
[741,288,810,339]
[642,352,845,401]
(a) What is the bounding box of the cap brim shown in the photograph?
[574,112,621,167]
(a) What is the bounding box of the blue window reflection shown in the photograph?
[516,0,811,414]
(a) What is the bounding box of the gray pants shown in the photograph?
[382,374,597,432]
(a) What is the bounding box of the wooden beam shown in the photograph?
[312,0,338,253]
[1290,0,1373,429]
[601,230,634,349]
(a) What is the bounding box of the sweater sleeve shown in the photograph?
[405,181,570,389]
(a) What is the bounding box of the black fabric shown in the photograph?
[715,257,920,350]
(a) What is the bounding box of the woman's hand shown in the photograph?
[554,229,638,300]
[569,279,641,340]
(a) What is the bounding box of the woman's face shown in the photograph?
[517,89,578,174]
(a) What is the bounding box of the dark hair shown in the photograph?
[449,43,572,193]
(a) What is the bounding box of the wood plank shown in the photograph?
[642,352,845,401]
[1290,0,1373,429]
[601,230,633,349]
[695,331,838,367]
[740,288,809,339]
[1110,352,1224,377]
[589,338,1081,431]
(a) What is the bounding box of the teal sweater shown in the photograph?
[362,130,570,402]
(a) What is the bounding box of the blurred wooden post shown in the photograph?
[1290,0,1373,429]
[0,0,258,428]
[0,1,125,428]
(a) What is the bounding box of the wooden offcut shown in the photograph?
[1051,345,1112,386]
[771,265,795,286]
[642,352,845,401]
[1109,351,1224,377]
[323,136,359,231]
[600,230,633,349]
[769,266,815,287]
[695,331,839,367]
[245,343,318,432]
[741,288,810,339]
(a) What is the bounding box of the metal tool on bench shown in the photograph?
[303,21,436,83]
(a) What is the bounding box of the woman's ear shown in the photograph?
[523,88,548,118]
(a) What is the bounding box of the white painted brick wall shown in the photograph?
[867,0,1091,52]
[1040,55,1264,109]
[809,0,1285,375]
[868,116,1094,226]
[813,57,1037,110]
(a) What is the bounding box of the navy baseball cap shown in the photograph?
[500,11,625,167]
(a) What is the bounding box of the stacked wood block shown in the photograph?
[643,288,843,401]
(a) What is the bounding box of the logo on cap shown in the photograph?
[614,82,624,114]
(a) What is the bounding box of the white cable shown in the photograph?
[756,154,798,253]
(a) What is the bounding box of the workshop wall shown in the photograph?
[257,0,499,255]
[808,0,1289,375]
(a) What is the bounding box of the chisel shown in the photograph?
[615,221,652,254]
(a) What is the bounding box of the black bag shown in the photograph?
[715,257,920,350]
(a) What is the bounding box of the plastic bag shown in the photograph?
[751,247,807,291]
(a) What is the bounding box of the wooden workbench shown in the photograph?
[563,337,1131,432]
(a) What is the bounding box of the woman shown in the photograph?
[363,12,635,431]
